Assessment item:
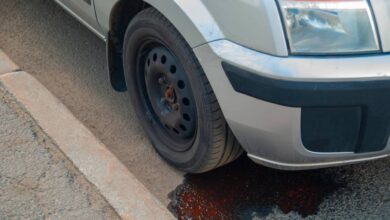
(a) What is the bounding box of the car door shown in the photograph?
[55,0,105,38]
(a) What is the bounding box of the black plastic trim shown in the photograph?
[222,61,390,153]
[301,107,362,153]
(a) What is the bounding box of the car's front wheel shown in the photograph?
[123,8,243,173]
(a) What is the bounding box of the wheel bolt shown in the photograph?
[158,77,166,85]
[172,104,179,111]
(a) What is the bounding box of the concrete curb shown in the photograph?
[0,54,174,219]
[0,50,19,75]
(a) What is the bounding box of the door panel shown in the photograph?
[56,0,104,37]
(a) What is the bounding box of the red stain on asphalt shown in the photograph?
[169,156,343,219]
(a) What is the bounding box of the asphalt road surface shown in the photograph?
[1,1,390,219]
[0,0,183,206]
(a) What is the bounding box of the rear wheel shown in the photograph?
[123,8,243,173]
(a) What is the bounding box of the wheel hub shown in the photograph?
[164,84,176,105]
[142,46,197,147]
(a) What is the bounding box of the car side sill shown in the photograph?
[247,153,389,170]
[54,0,106,41]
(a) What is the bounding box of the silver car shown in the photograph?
[55,0,390,173]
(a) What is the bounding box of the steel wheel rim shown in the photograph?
[137,42,197,152]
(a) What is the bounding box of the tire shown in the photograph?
[123,8,243,173]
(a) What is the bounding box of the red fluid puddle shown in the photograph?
[169,156,344,219]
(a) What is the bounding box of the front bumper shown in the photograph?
[193,40,390,170]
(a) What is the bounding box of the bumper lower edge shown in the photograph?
[248,153,390,170]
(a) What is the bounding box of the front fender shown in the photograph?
[100,0,289,91]
[145,0,288,56]
[143,0,223,48]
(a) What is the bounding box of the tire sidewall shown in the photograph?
[123,13,213,172]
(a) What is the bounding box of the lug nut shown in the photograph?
[172,104,179,111]
[158,77,166,85]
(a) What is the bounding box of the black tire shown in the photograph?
[123,8,243,173]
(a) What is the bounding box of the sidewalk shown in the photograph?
[0,49,173,220]
[0,84,119,219]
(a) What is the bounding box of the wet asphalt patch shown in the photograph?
[168,156,344,219]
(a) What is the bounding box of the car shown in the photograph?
[55,0,390,173]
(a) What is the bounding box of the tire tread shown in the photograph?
[132,8,243,173]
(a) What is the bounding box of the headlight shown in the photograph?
[277,0,380,55]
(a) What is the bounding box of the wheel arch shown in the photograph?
[106,0,223,91]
